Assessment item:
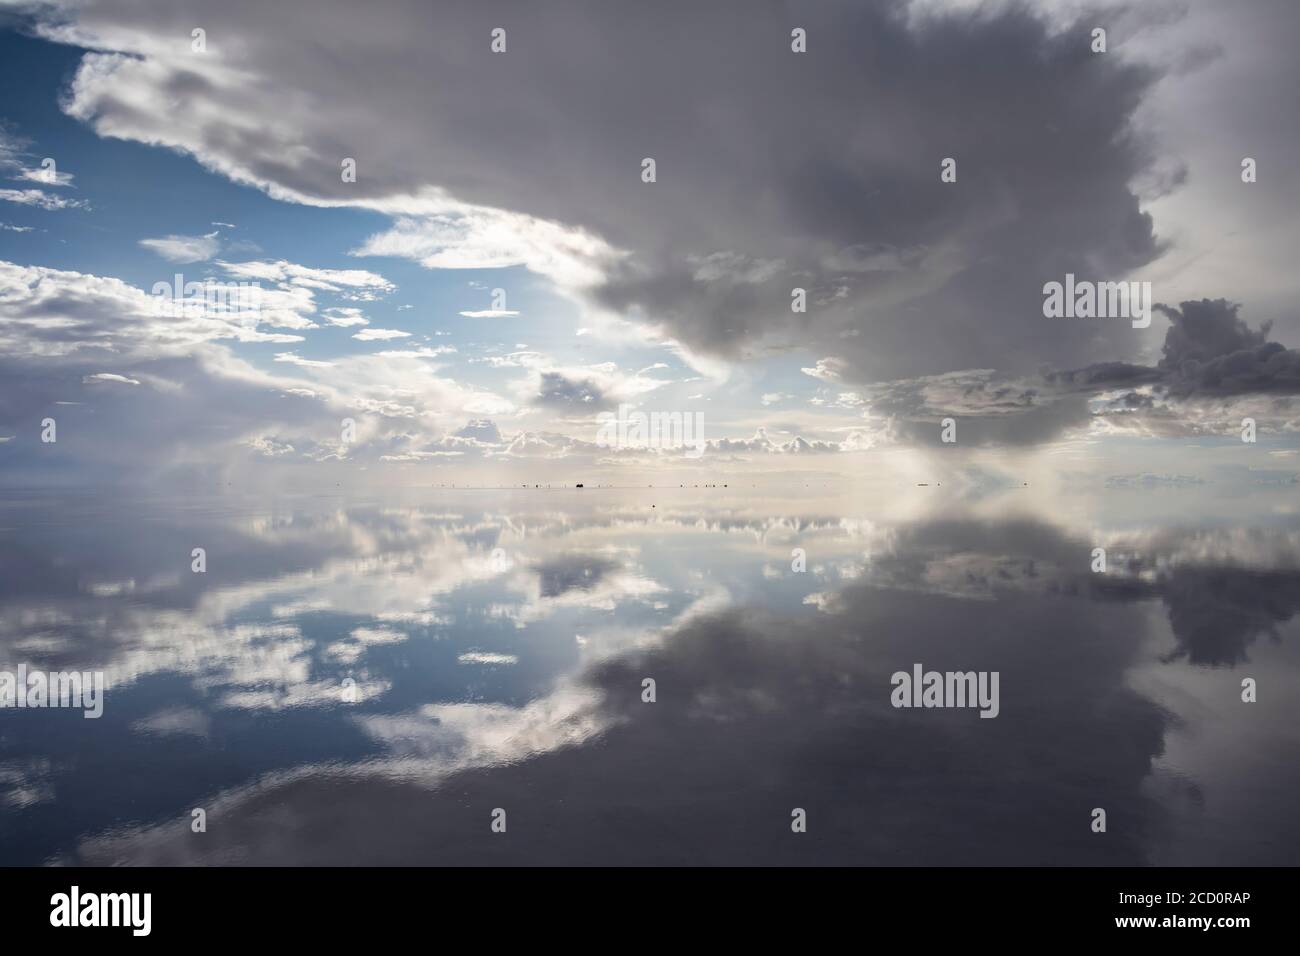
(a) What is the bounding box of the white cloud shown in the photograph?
[218,259,395,298]
[82,372,140,385]
[0,255,399,362]
[801,359,847,384]
[0,188,86,211]
[0,259,299,358]
[352,328,410,341]
[457,651,519,665]
[322,307,369,327]
[273,351,334,368]
[372,346,456,358]
[0,127,77,187]
[139,232,221,263]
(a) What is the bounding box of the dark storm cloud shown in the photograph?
[1047,360,1161,390]
[556,0,1170,380]
[1154,299,1300,397]
[1051,298,1300,399]
[35,0,1179,381]
[893,390,1094,447]
[871,297,1300,445]
[533,370,612,411]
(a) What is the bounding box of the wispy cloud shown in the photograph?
[139,232,221,263]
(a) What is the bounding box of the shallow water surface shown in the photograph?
[1,484,1296,865]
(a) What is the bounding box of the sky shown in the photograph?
[1,0,1298,489]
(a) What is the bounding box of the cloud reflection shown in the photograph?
[0,487,1294,864]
